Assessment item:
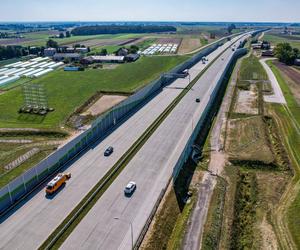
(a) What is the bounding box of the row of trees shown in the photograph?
[71,25,176,36]
[58,31,71,39]
[0,32,20,39]
[0,45,27,60]
[0,45,49,60]
[274,43,300,65]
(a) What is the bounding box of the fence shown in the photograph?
[133,47,248,249]
[172,47,248,179]
[0,36,230,215]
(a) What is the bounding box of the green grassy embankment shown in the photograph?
[263,34,300,50]
[266,61,300,248]
[0,55,189,129]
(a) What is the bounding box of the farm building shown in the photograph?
[53,53,81,62]
[116,48,129,56]
[261,50,274,57]
[251,43,262,49]
[125,54,140,62]
[82,55,125,64]
[66,48,75,53]
[44,48,57,57]
[75,47,89,53]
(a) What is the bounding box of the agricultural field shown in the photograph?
[0,31,143,47]
[177,38,202,54]
[0,55,189,129]
[263,33,300,50]
[273,61,300,105]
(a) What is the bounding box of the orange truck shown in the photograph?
[45,173,71,195]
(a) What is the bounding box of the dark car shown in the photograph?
[104,146,114,156]
[196,98,201,103]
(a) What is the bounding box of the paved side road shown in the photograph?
[182,54,243,250]
[260,58,287,104]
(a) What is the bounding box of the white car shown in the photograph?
[124,181,136,196]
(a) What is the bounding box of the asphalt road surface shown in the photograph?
[260,58,286,104]
[61,34,249,250]
[0,36,240,250]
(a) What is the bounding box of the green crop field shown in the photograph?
[263,34,300,50]
[90,45,122,54]
[0,55,189,129]
[18,33,142,47]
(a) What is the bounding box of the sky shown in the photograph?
[0,0,299,23]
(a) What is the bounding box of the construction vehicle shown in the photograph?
[45,173,71,195]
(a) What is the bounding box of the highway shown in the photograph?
[0,35,240,250]
[61,34,249,250]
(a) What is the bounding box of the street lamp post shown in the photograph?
[114,217,133,250]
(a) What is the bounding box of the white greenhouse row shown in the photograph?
[0,57,64,87]
[142,43,179,55]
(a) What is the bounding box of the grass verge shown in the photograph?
[201,178,226,250]
[0,55,189,129]
[230,171,258,249]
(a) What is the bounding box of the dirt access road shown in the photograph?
[182,54,242,250]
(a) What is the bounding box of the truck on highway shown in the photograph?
[45,173,71,195]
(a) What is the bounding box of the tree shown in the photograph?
[99,49,108,56]
[66,31,71,38]
[46,39,58,48]
[227,23,236,34]
[59,32,65,39]
[274,43,299,65]
[128,45,139,54]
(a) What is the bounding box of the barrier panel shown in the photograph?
[134,47,248,249]
[172,48,247,179]
[0,36,234,214]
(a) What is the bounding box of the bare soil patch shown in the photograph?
[157,38,182,45]
[258,217,278,250]
[178,38,201,54]
[86,95,127,116]
[234,84,258,114]
[0,38,34,46]
[254,172,290,249]
[274,61,300,85]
